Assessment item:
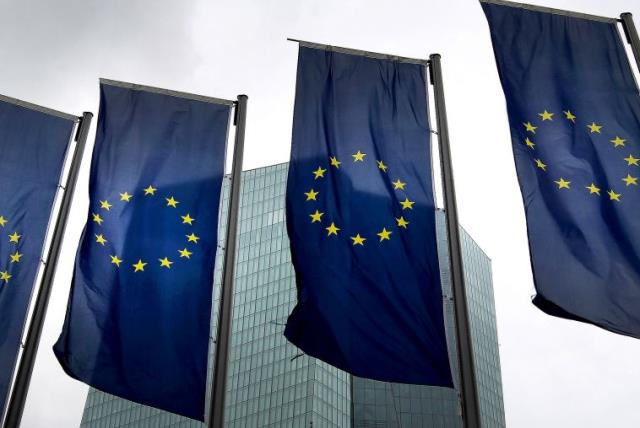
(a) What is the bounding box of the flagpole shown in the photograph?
[428,54,481,428]
[620,13,640,74]
[3,112,93,428]
[210,95,247,428]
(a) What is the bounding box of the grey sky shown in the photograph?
[1,0,639,426]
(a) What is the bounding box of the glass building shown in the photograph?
[79,163,504,428]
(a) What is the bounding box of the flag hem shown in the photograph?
[532,293,640,340]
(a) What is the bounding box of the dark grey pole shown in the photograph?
[428,54,481,428]
[349,376,355,427]
[4,112,93,428]
[210,95,247,428]
[620,13,640,74]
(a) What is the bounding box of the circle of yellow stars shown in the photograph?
[91,185,198,273]
[306,152,413,246]
[0,215,23,284]
[523,109,636,203]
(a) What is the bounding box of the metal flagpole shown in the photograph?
[210,95,247,428]
[4,112,93,428]
[620,13,640,73]
[428,54,481,428]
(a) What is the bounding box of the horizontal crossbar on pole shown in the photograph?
[287,38,430,66]
[100,78,236,106]
[0,94,79,121]
[479,0,617,24]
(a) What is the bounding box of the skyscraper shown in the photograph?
[79,163,504,427]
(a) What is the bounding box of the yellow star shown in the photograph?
[186,233,200,243]
[309,210,324,223]
[524,138,535,149]
[554,178,571,189]
[110,255,122,267]
[534,158,547,171]
[8,232,21,243]
[143,185,157,195]
[623,174,638,186]
[392,179,406,190]
[400,198,415,210]
[159,257,173,269]
[624,154,640,166]
[10,251,22,263]
[563,110,576,123]
[352,151,366,162]
[325,222,340,236]
[181,214,194,225]
[586,183,601,195]
[0,216,6,227]
[377,160,388,172]
[523,122,537,133]
[100,200,112,211]
[304,189,319,201]
[313,167,327,179]
[120,192,133,202]
[133,259,147,272]
[377,228,392,242]
[166,196,179,208]
[611,136,626,148]
[330,156,341,168]
[538,110,554,121]
[587,122,602,134]
[396,216,409,228]
[0,271,11,283]
[608,189,621,201]
[351,234,366,246]
[95,234,107,245]
[92,213,104,225]
[179,248,193,259]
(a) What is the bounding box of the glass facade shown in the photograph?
[352,211,506,428]
[221,163,350,428]
[79,163,503,428]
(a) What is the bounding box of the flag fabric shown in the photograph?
[482,1,640,337]
[54,80,231,420]
[0,96,76,410]
[284,45,452,386]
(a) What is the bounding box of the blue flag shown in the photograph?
[54,80,231,420]
[284,46,452,386]
[0,97,75,411]
[483,1,640,337]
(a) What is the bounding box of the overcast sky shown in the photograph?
[2,0,640,426]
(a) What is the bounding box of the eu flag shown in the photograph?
[483,1,640,337]
[0,96,76,411]
[54,80,231,420]
[284,45,452,386]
